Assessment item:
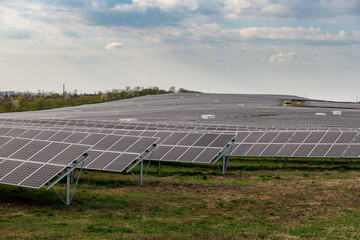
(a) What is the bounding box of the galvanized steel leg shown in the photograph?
[331,158,334,165]
[283,158,287,169]
[66,173,71,205]
[221,155,229,175]
[348,158,352,169]
[222,156,226,175]
[140,160,144,185]
[158,161,161,175]
[70,171,74,184]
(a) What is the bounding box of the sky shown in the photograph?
[0,0,359,101]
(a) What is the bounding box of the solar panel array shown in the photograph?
[1,93,360,191]
[230,131,360,158]
[0,127,158,188]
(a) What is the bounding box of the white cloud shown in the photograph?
[184,24,360,44]
[105,42,124,50]
[268,52,298,63]
[113,0,198,12]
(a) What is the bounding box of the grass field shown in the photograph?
[1,157,360,239]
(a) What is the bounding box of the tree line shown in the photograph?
[0,87,200,113]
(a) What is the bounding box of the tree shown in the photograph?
[169,86,176,93]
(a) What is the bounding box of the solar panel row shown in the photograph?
[0,124,236,190]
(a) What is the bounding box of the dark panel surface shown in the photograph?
[49,145,89,165]
[177,147,205,162]
[10,140,49,160]
[193,148,220,163]
[105,153,138,171]
[0,138,31,158]
[0,160,23,179]
[0,162,42,185]
[29,142,70,163]
[209,134,235,147]
[20,164,65,188]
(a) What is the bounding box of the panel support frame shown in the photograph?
[212,139,235,175]
[126,144,157,185]
[46,153,88,206]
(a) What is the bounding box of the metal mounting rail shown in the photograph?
[126,144,157,185]
[47,153,89,206]
[212,139,235,175]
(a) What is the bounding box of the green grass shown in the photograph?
[1,157,360,239]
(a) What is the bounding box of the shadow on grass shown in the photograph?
[0,185,67,208]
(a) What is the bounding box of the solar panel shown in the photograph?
[140,131,157,137]
[193,148,220,163]
[320,132,341,143]
[209,134,235,147]
[104,153,138,172]
[162,146,189,161]
[243,132,265,143]
[260,144,283,156]
[231,144,253,156]
[86,152,121,169]
[79,133,106,145]
[336,132,357,143]
[162,132,188,145]
[0,160,23,179]
[109,136,140,152]
[151,145,173,160]
[0,138,31,158]
[63,132,89,143]
[325,145,347,157]
[34,130,58,140]
[20,165,66,188]
[0,127,13,135]
[292,144,316,157]
[342,145,360,158]
[288,132,310,143]
[308,145,332,157]
[49,145,90,165]
[304,132,326,143]
[29,142,70,163]
[5,128,28,137]
[92,135,124,150]
[0,162,42,186]
[18,129,43,139]
[126,138,157,153]
[234,132,250,143]
[352,135,360,144]
[0,136,12,147]
[177,147,205,162]
[9,140,49,160]
[277,144,300,157]
[48,131,73,142]
[193,133,219,147]
[153,132,172,142]
[245,144,268,156]
[257,132,280,143]
[272,132,293,143]
[178,133,203,146]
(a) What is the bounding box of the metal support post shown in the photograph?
[283,158,287,169]
[66,173,71,205]
[212,140,235,175]
[140,160,144,185]
[348,158,352,169]
[158,161,161,175]
[127,144,157,185]
[331,158,334,165]
[70,170,74,184]
[47,153,88,206]
[222,156,226,175]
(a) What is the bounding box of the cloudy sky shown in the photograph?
[1,0,359,101]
